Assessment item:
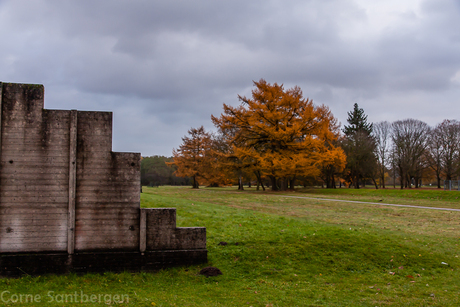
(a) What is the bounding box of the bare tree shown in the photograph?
[437,120,460,181]
[373,121,391,188]
[426,127,444,188]
[391,119,430,189]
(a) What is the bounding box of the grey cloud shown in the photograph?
[0,0,459,156]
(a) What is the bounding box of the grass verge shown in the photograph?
[1,186,459,306]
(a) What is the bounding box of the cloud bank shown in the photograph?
[1,0,459,156]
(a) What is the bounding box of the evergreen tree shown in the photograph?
[341,103,378,189]
[343,103,373,136]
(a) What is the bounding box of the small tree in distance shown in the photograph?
[169,126,212,189]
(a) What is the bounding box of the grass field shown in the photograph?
[293,186,460,209]
[1,186,459,306]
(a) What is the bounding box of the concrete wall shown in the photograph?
[0,83,70,252]
[74,112,141,251]
[0,82,206,265]
[142,208,206,251]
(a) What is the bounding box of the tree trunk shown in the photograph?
[270,176,278,191]
[289,177,296,190]
[238,175,244,190]
[192,176,199,189]
[280,178,288,191]
[354,177,360,189]
[372,177,379,189]
[393,168,396,189]
[399,166,404,189]
[254,171,265,191]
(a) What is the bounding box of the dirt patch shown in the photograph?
[199,267,223,277]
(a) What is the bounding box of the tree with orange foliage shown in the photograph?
[169,126,232,188]
[212,79,346,191]
[169,126,211,188]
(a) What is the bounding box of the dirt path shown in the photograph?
[280,195,460,212]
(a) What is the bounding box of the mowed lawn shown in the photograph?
[1,186,459,306]
[292,186,460,209]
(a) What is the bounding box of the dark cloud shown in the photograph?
[0,0,459,156]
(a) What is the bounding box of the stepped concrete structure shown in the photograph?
[0,82,206,276]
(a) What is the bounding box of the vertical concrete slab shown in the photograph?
[67,110,77,254]
[0,82,2,166]
[0,83,69,253]
[140,208,146,253]
[74,112,140,251]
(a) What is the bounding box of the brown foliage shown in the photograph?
[212,79,346,190]
[168,126,231,188]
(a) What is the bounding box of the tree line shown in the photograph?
[141,155,192,187]
[373,118,460,189]
[334,105,460,189]
[168,79,460,190]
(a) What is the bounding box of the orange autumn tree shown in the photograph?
[211,79,346,191]
[169,126,231,188]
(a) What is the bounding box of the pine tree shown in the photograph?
[343,103,373,136]
[341,103,377,189]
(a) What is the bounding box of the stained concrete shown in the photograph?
[0,82,206,276]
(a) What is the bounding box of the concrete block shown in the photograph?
[0,82,207,274]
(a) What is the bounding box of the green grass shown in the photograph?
[1,186,460,306]
[293,187,460,209]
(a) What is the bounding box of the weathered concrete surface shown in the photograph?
[0,83,69,253]
[0,82,207,276]
[144,208,206,250]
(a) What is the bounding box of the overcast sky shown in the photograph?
[1,0,459,156]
